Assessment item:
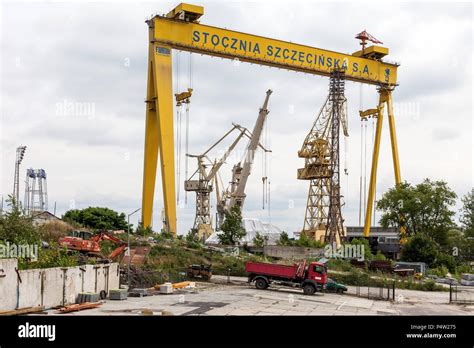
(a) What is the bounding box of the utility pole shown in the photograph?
[13,146,27,205]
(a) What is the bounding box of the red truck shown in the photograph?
[245,260,327,295]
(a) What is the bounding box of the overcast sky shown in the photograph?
[0,1,472,235]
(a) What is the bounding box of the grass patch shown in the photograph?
[328,269,448,292]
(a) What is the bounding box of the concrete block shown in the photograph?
[94,266,106,293]
[160,283,174,294]
[42,267,64,308]
[460,279,474,286]
[129,288,150,297]
[109,289,128,300]
[81,265,95,293]
[77,292,100,303]
[0,259,19,311]
[64,267,79,305]
[17,269,42,308]
[461,273,474,281]
[109,264,120,290]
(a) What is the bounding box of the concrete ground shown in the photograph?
[42,276,474,316]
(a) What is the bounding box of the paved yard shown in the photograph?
[43,276,474,316]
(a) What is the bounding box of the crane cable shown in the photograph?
[176,107,183,204]
[266,110,272,221]
[175,51,182,205]
[358,119,363,226]
[343,101,349,213]
[262,112,268,210]
[358,84,367,226]
[185,53,193,204]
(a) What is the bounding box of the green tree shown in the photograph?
[0,196,40,245]
[401,234,438,266]
[349,238,373,261]
[277,231,291,246]
[377,179,456,246]
[445,228,472,263]
[63,207,130,231]
[296,233,325,248]
[460,189,474,238]
[218,206,246,245]
[252,232,266,248]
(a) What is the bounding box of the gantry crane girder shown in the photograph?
[142,3,400,237]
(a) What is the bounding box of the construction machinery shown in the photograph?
[185,90,271,239]
[187,264,212,281]
[142,3,401,240]
[216,90,272,227]
[185,124,248,239]
[298,71,349,244]
[59,231,127,263]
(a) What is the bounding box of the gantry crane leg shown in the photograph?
[363,89,401,237]
[142,39,177,236]
[386,91,401,185]
[363,90,386,237]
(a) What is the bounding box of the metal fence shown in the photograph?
[352,283,395,301]
[449,284,474,304]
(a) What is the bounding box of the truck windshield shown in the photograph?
[313,265,325,274]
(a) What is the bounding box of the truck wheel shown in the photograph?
[337,288,343,294]
[255,278,268,290]
[303,284,316,295]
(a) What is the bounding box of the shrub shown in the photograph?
[433,253,456,273]
[429,265,449,277]
[19,243,79,270]
[372,250,387,261]
[38,220,74,243]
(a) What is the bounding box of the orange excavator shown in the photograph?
[59,231,127,262]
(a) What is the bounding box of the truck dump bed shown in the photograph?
[245,261,306,279]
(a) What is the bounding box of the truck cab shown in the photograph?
[301,261,328,294]
[305,262,328,286]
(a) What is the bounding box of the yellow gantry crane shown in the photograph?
[142,3,401,237]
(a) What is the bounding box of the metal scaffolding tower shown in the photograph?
[24,168,48,215]
[325,69,346,244]
[298,69,348,244]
